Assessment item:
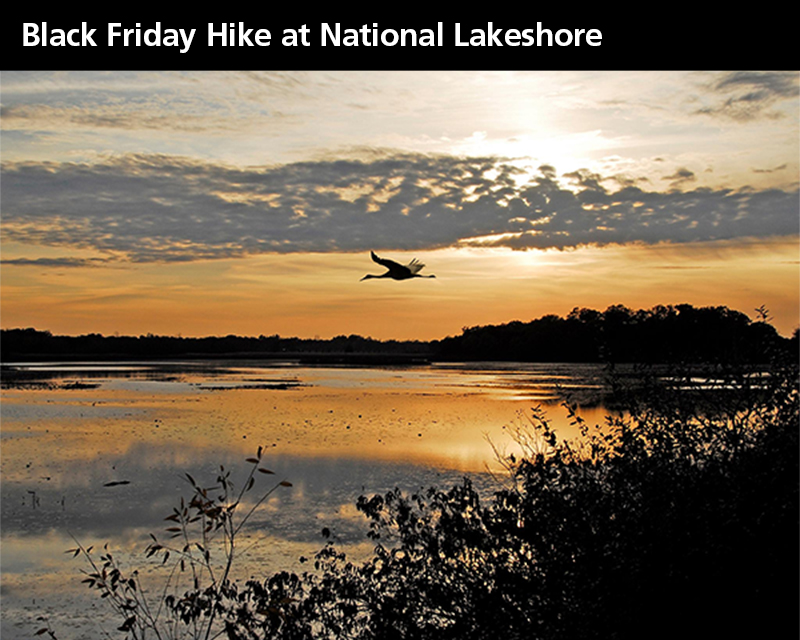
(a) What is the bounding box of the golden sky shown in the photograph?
[1,71,798,338]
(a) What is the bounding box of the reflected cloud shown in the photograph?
[1,439,488,545]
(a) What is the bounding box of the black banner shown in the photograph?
[4,15,796,70]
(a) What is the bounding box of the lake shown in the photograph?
[0,360,613,639]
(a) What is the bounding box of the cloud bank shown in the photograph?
[695,71,800,121]
[2,153,798,263]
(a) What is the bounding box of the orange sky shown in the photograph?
[2,239,797,339]
[1,71,798,340]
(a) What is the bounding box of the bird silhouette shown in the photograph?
[361,251,436,281]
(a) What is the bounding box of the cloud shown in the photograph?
[0,257,114,267]
[694,71,799,121]
[0,103,224,133]
[753,163,788,174]
[0,71,305,147]
[1,153,797,263]
[662,167,697,189]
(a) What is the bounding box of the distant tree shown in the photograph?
[432,304,794,364]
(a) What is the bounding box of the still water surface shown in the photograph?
[1,360,611,638]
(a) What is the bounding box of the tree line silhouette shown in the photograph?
[0,329,430,362]
[435,304,796,364]
[2,303,796,364]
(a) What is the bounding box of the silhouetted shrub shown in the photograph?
[67,358,799,639]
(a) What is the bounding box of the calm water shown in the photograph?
[0,360,612,639]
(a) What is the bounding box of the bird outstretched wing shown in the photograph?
[406,258,425,275]
[371,251,404,271]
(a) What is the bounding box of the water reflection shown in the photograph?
[1,361,612,638]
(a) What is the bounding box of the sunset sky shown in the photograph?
[1,70,798,339]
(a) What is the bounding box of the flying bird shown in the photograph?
[361,251,436,281]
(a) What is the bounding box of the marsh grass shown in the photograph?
[53,448,292,640]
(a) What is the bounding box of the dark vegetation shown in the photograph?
[2,303,797,364]
[0,329,429,363]
[16,303,798,638]
[53,353,798,640]
[436,303,795,364]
